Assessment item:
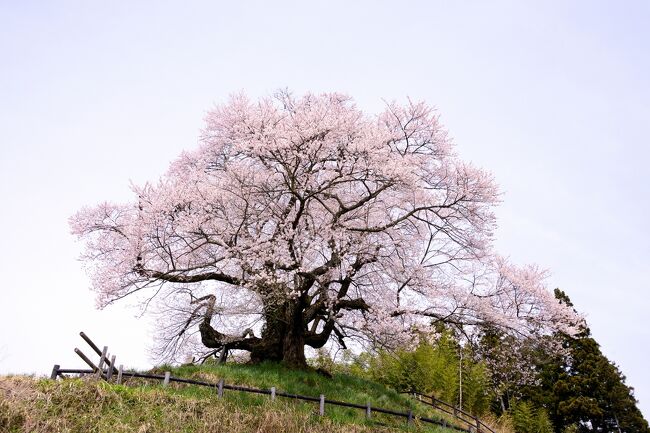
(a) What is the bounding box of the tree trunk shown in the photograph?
[248,300,308,368]
[281,301,306,367]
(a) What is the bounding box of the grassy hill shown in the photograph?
[0,362,462,433]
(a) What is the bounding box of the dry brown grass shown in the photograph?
[478,412,516,433]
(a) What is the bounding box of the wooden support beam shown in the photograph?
[74,348,104,379]
[79,332,118,374]
[79,332,102,356]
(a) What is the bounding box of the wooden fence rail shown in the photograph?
[404,391,496,433]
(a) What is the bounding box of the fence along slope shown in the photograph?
[51,332,478,432]
[405,391,496,433]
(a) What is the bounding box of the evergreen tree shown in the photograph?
[526,289,648,433]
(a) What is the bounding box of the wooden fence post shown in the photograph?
[117,365,123,384]
[163,371,171,387]
[50,364,60,380]
[319,394,325,416]
[270,387,276,401]
[107,355,116,381]
[366,402,371,419]
[217,379,224,397]
[96,346,108,379]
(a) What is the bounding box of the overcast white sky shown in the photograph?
[1,0,648,418]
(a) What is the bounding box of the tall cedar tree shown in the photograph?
[524,289,649,433]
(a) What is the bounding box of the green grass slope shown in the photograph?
[0,362,459,433]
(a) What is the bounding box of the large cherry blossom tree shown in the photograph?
[71,91,579,367]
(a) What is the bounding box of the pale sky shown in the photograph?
[1,0,649,418]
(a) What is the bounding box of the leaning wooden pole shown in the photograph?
[80,332,118,374]
[74,348,107,379]
[80,332,102,356]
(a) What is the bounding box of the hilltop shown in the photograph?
[0,362,464,433]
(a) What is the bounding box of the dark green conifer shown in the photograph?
[525,289,648,433]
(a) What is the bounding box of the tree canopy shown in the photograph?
[71,91,579,366]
